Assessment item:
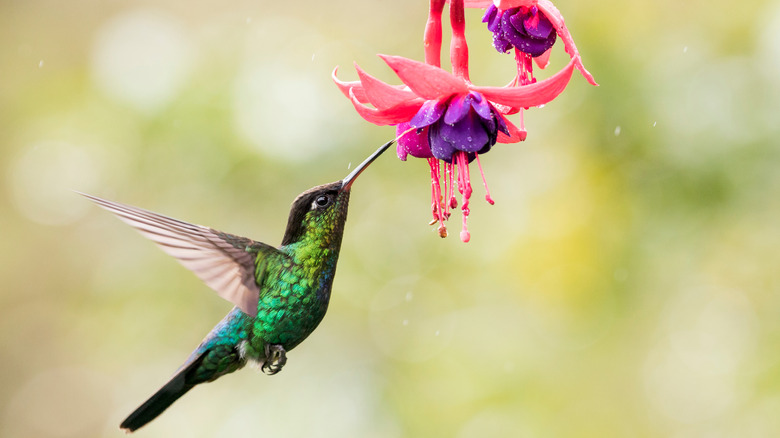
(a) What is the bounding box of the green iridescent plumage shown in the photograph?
[83,141,391,432]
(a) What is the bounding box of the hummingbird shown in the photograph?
[82,140,392,432]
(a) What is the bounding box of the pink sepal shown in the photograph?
[332,67,368,103]
[497,117,526,143]
[534,0,597,85]
[462,0,494,7]
[493,0,536,9]
[355,64,418,110]
[534,48,552,69]
[471,57,574,109]
[379,54,469,100]
[347,88,424,126]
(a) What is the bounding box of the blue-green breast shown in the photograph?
[250,243,340,351]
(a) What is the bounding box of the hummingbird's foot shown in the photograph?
[261,344,287,376]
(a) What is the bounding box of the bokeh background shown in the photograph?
[2,0,780,436]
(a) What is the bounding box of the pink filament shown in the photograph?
[425,152,495,242]
[474,154,494,205]
[428,158,448,237]
[444,163,458,218]
[455,151,472,242]
[515,48,535,86]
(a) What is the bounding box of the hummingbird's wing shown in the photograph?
[81,193,279,317]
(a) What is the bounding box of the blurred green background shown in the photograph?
[2,0,780,436]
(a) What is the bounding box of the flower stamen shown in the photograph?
[475,153,494,205]
[455,151,472,242]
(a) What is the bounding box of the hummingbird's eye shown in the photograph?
[312,194,331,209]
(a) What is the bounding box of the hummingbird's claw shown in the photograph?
[261,344,287,375]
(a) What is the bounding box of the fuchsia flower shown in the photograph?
[468,0,597,85]
[334,0,595,241]
[334,54,577,241]
[483,4,557,57]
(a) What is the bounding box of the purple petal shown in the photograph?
[396,122,432,160]
[492,33,513,53]
[429,123,457,162]
[410,99,446,129]
[469,92,493,120]
[477,142,493,155]
[507,9,527,34]
[482,115,496,136]
[482,5,500,32]
[439,113,490,153]
[503,27,556,57]
[499,6,557,57]
[494,110,510,136]
[443,94,472,125]
[524,11,554,39]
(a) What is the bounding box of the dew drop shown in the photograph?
[614,126,622,136]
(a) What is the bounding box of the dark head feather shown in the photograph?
[280,181,348,246]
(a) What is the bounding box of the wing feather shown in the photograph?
[80,193,279,316]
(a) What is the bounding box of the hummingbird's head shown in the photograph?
[280,140,393,246]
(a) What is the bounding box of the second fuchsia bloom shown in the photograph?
[483,4,557,57]
[468,0,597,85]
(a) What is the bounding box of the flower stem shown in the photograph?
[424,0,445,67]
[449,0,469,81]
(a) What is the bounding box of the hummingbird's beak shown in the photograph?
[341,139,394,190]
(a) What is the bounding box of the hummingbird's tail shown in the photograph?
[120,352,206,433]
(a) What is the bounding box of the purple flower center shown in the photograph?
[482,5,557,57]
[402,92,510,163]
